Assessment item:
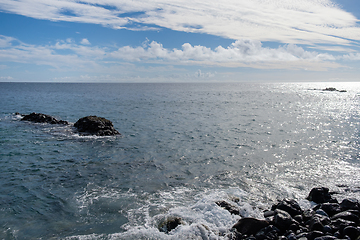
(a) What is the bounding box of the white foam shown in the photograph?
[70,187,265,239]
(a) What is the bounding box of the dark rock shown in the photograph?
[294,214,303,223]
[313,235,337,240]
[158,216,183,233]
[342,226,360,240]
[322,87,347,92]
[316,209,329,217]
[74,116,120,136]
[254,225,279,240]
[307,187,337,204]
[271,199,303,217]
[319,203,341,217]
[308,216,324,231]
[232,218,269,235]
[331,211,360,224]
[323,225,333,234]
[216,200,240,215]
[307,231,325,240]
[330,219,356,233]
[306,214,330,232]
[288,222,300,232]
[323,87,337,91]
[287,232,297,240]
[273,209,294,230]
[340,199,359,211]
[264,210,275,218]
[303,209,316,222]
[21,112,69,125]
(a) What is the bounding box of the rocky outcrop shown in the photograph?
[322,87,347,92]
[19,113,120,136]
[21,112,69,125]
[226,188,360,240]
[74,116,120,136]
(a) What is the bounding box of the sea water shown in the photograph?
[0,82,360,239]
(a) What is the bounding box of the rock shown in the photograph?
[264,210,275,218]
[271,199,303,217]
[232,218,269,235]
[342,226,360,240]
[287,232,297,240]
[313,235,337,240]
[340,199,359,211]
[74,116,120,136]
[158,216,183,233]
[331,211,360,224]
[21,112,68,125]
[273,209,294,230]
[316,209,329,217]
[319,203,341,217]
[308,216,325,231]
[307,187,337,204]
[254,225,279,240]
[303,209,316,222]
[322,88,347,92]
[323,87,337,91]
[216,200,240,215]
[330,218,356,233]
[227,188,360,240]
[306,231,325,240]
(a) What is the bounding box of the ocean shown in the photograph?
[0,82,360,239]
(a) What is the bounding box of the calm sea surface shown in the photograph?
[1,82,360,239]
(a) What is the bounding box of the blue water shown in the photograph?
[1,82,360,239]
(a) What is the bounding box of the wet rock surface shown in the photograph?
[74,115,120,136]
[227,188,360,240]
[19,113,120,136]
[20,112,69,125]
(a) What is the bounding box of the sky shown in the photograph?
[0,0,360,82]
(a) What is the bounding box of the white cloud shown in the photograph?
[0,34,357,73]
[0,35,101,70]
[0,0,360,46]
[81,38,91,45]
[109,39,339,65]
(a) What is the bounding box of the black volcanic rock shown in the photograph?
[74,116,120,136]
[232,218,269,235]
[158,216,183,233]
[271,199,303,217]
[307,187,337,204]
[21,112,68,125]
[216,200,241,215]
[226,187,360,240]
[322,87,347,92]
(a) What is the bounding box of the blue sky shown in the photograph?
[1,0,360,82]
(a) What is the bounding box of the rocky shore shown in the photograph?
[228,187,360,240]
[161,187,360,240]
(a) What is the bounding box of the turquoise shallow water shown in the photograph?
[1,82,360,239]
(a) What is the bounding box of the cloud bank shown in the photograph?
[1,0,360,46]
[1,35,354,73]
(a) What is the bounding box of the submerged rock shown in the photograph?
[21,112,68,125]
[216,200,241,215]
[158,216,184,233]
[74,116,120,136]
